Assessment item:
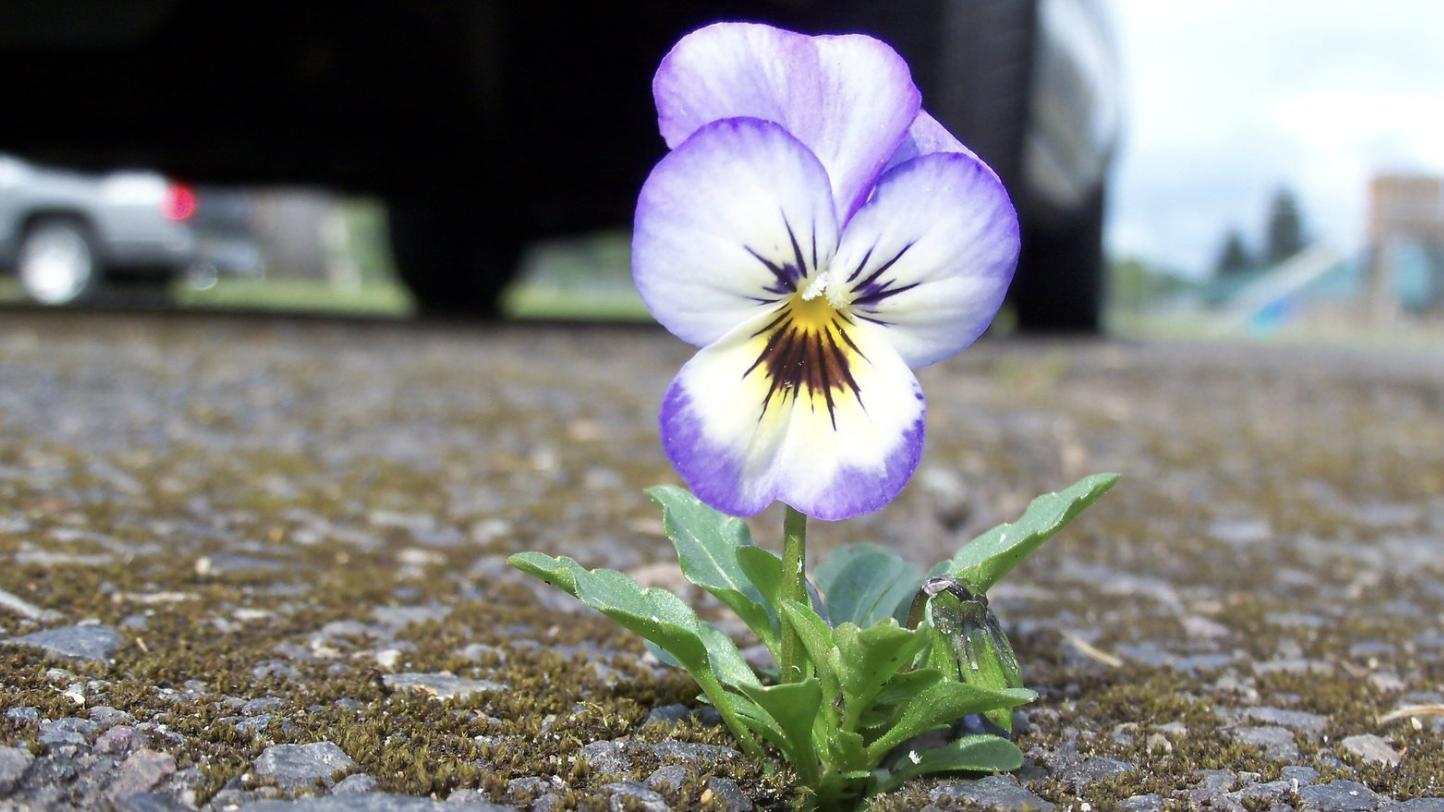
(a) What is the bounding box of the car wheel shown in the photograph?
[17,218,100,306]
[386,193,524,318]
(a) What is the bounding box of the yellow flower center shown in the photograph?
[742,287,866,428]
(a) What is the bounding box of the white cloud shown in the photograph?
[1106,0,1444,276]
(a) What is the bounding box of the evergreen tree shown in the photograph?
[1264,187,1305,265]
[1214,229,1252,277]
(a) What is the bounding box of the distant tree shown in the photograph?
[1264,187,1306,265]
[1214,229,1252,277]
[1109,256,1194,310]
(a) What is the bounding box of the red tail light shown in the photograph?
[163,182,197,221]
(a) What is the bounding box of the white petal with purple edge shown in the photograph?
[829,152,1019,369]
[653,22,920,218]
[633,117,839,348]
[884,110,981,170]
[660,306,925,521]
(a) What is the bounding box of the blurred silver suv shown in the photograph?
[0,153,199,304]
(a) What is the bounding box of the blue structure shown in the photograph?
[1199,239,1443,334]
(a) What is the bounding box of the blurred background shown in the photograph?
[0,0,1440,349]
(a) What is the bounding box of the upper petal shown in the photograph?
[660,305,925,521]
[653,22,921,219]
[831,152,1019,369]
[633,117,839,348]
[884,110,981,170]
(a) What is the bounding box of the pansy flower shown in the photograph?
[635,23,1019,521]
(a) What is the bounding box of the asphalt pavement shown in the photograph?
[1,310,1442,810]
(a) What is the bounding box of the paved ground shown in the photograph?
[1,311,1442,811]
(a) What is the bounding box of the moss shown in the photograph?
[3,318,1443,809]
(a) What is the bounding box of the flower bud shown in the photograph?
[908,576,1023,731]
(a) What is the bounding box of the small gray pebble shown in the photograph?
[579,739,631,776]
[332,773,379,795]
[1341,734,1401,767]
[645,765,688,794]
[382,672,505,702]
[445,788,492,804]
[1232,726,1300,762]
[644,704,691,726]
[242,697,284,716]
[107,749,178,799]
[929,775,1056,811]
[1234,779,1296,805]
[1060,756,1137,791]
[704,777,752,811]
[1283,766,1321,786]
[5,624,124,661]
[253,742,356,788]
[108,793,192,812]
[649,741,739,769]
[1384,800,1444,812]
[39,716,99,748]
[241,794,513,810]
[1298,780,1381,811]
[0,746,35,796]
[1240,706,1330,737]
[506,777,554,805]
[604,781,669,812]
[87,706,133,729]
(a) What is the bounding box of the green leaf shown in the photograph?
[699,624,762,690]
[866,681,1036,761]
[510,552,767,763]
[647,486,778,649]
[509,552,758,690]
[571,568,709,669]
[778,600,840,701]
[507,552,586,597]
[816,543,924,627]
[728,693,793,754]
[874,734,1024,793]
[871,668,945,712]
[938,473,1119,592]
[834,621,932,732]
[642,640,682,670]
[736,546,783,617]
[738,679,824,785]
[825,730,869,774]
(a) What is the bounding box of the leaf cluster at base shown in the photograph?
[509,473,1117,810]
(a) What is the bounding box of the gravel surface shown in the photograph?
[1,311,1442,810]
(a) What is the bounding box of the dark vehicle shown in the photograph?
[0,0,1118,329]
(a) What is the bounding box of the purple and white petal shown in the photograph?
[633,117,839,348]
[884,110,980,170]
[661,306,925,521]
[653,22,920,218]
[829,152,1019,369]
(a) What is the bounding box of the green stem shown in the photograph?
[694,672,768,764]
[779,505,809,682]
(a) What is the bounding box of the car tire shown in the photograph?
[1011,185,1107,333]
[17,217,101,306]
[386,193,524,318]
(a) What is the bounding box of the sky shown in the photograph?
[1107,0,1444,277]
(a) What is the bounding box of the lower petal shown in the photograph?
[660,307,925,521]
